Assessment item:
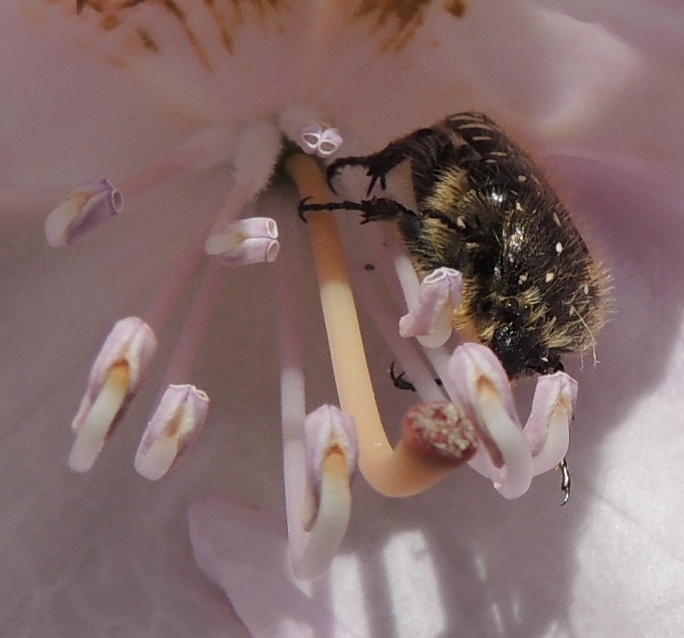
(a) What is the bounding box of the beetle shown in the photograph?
[299,111,609,380]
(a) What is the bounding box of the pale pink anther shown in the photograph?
[205,217,280,266]
[399,267,462,348]
[69,317,157,473]
[292,404,357,581]
[447,343,534,499]
[135,384,210,481]
[278,104,343,158]
[303,404,358,532]
[295,125,343,157]
[204,119,282,244]
[298,125,324,155]
[45,179,122,247]
[315,128,343,157]
[524,372,578,475]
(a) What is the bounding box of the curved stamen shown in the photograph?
[297,405,357,580]
[45,179,123,248]
[204,120,282,250]
[205,217,280,265]
[135,260,228,479]
[69,318,157,472]
[277,222,355,580]
[524,371,577,475]
[120,126,236,198]
[448,343,534,499]
[399,267,463,348]
[135,384,209,481]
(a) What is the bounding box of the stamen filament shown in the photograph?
[276,216,308,562]
[119,127,236,198]
[160,260,226,386]
[205,179,255,244]
[277,218,353,580]
[286,155,461,497]
[343,246,445,403]
[142,225,210,333]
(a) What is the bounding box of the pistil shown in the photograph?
[286,154,475,497]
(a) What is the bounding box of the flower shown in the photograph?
[2,1,684,636]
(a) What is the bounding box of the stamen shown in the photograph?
[46,127,236,247]
[385,229,423,317]
[135,260,227,478]
[204,120,281,250]
[204,217,280,265]
[286,154,470,497]
[399,267,463,348]
[448,343,534,499]
[119,126,236,198]
[277,219,354,581]
[342,243,445,403]
[297,405,357,581]
[278,104,344,158]
[524,372,577,476]
[68,224,211,473]
[69,317,157,472]
[135,384,209,481]
[45,179,122,247]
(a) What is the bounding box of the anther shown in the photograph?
[135,384,209,481]
[447,343,534,499]
[278,104,343,158]
[204,217,280,265]
[399,267,462,348]
[45,179,122,247]
[69,317,157,472]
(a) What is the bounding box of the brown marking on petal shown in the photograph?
[158,0,212,69]
[444,0,466,18]
[46,0,284,66]
[136,26,158,51]
[353,0,466,50]
[354,0,428,50]
[101,13,121,29]
[202,0,235,53]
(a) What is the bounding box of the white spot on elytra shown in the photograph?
[518,274,528,285]
[556,242,563,254]
[456,217,466,229]
[583,284,589,295]
[545,272,555,283]
[518,175,527,183]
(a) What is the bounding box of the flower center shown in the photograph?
[48,105,576,580]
